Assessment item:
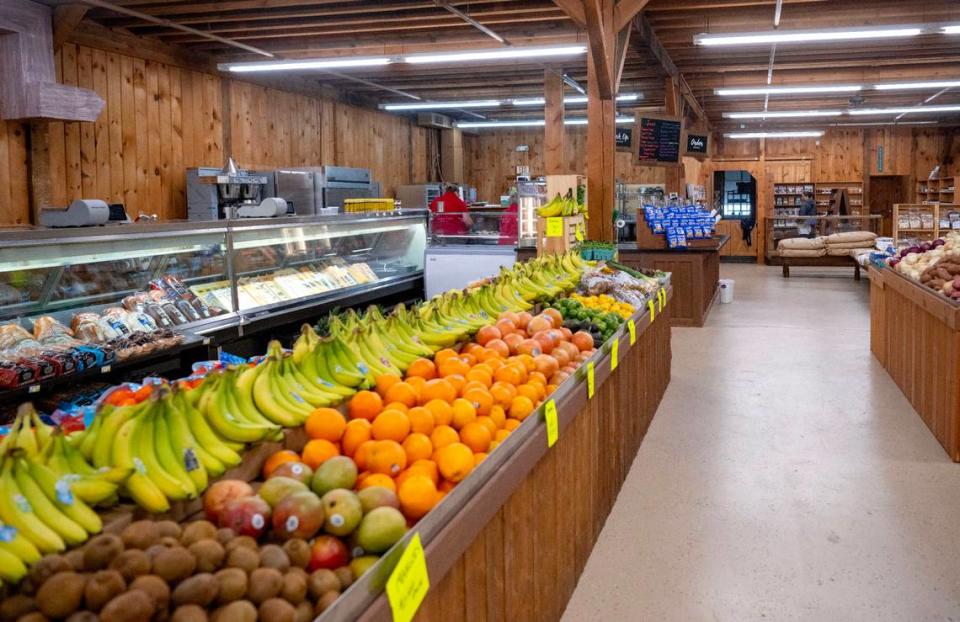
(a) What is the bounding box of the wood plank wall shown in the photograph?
[0,43,434,225]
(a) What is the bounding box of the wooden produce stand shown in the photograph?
[869,265,960,461]
[321,288,674,621]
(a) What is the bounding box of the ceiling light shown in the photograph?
[511,93,641,106]
[723,110,842,119]
[849,105,960,115]
[715,85,862,96]
[220,57,391,73]
[404,45,586,64]
[873,81,960,90]
[725,131,825,139]
[695,26,922,47]
[831,121,938,126]
[458,116,634,129]
[942,25,960,34]
[382,100,500,111]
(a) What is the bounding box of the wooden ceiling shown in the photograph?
[53,0,960,127]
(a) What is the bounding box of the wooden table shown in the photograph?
[869,265,960,461]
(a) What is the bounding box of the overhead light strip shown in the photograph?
[873,80,960,90]
[942,25,960,34]
[404,45,587,64]
[725,131,825,139]
[695,26,923,46]
[715,85,862,96]
[222,57,392,73]
[458,116,635,129]
[380,93,642,111]
[849,105,960,115]
[724,110,843,119]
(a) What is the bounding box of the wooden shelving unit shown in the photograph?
[815,181,864,215]
[893,203,960,243]
[916,177,955,204]
[772,182,814,231]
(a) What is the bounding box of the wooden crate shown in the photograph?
[544,174,585,203]
[536,214,584,256]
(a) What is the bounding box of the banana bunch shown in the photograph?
[537,190,587,217]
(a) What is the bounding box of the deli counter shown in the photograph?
[0,211,427,401]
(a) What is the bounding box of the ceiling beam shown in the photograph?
[632,12,706,120]
[52,3,89,51]
[553,0,586,26]
[583,0,614,99]
[614,0,650,32]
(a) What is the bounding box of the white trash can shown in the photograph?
[719,279,734,304]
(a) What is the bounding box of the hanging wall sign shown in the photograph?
[683,131,709,159]
[634,114,683,166]
[615,127,632,152]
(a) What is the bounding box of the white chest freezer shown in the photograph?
[425,245,516,297]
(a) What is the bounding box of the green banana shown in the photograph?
[20,459,101,537]
[112,414,171,514]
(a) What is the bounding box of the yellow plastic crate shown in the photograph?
[343,198,396,213]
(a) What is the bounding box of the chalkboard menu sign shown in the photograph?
[684,131,708,157]
[615,127,632,152]
[634,115,683,165]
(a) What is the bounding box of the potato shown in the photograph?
[246,568,282,605]
[258,598,295,622]
[84,570,127,612]
[214,568,248,604]
[129,575,171,613]
[171,573,219,608]
[152,547,197,583]
[83,534,124,571]
[189,540,226,573]
[36,572,87,619]
[210,600,256,622]
[99,590,155,622]
[121,520,162,550]
[170,605,208,622]
[280,569,307,604]
[110,549,152,582]
[0,593,36,621]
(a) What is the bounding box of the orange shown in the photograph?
[438,357,470,378]
[460,422,492,453]
[262,450,300,479]
[545,383,558,395]
[436,442,474,483]
[439,479,456,493]
[478,348,503,363]
[430,425,459,450]
[462,387,494,416]
[424,399,454,426]
[357,472,396,492]
[495,429,511,442]
[406,358,437,380]
[367,440,407,476]
[489,440,500,452]
[503,418,521,431]
[462,343,485,358]
[408,459,440,485]
[465,367,492,388]
[407,406,435,435]
[494,364,525,386]
[371,409,411,442]
[353,439,376,470]
[473,452,487,467]
[405,376,426,398]
[459,353,477,367]
[483,356,505,371]
[528,371,547,387]
[513,354,537,373]
[490,382,517,407]
[384,381,418,408]
[459,380,488,397]
[304,407,347,442]
[476,416,498,438]
[384,401,409,414]
[445,374,466,395]
[516,383,541,403]
[342,419,372,456]
[451,398,477,430]
[434,348,458,365]
[489,405,506,429]
[509,396,535,421]
[348,390,383,421]
[301,439,340,469]
[375,374,402,398]
[398,474,439,520]
[419,378,456,404]
[402,433,433,463]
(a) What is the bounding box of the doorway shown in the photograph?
[869,176,908,237]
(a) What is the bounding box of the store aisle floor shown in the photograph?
[561,264,960,622]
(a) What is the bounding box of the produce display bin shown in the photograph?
[536,215,585,256]
[869,265,960,461]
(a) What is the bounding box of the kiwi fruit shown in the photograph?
[281,540,310,570]
[224,547,259,574]
[171,573,218,608]
[224,536,257,553]
[170,604,207,622]
[64,549,86,572]
[180,522,217,547]
[14,614,48,622]
[28,554,71,586]
[307,569,340,599]
[333,566,354,591]
[210,600,256,622]
[314,591,340,615]
[214,528,235,546]
[66,612,99,622]
[258,598,295,622]
[36,571,87,619]
[99,589,155,622]
[280,569,307,605]
[110,549,152,582]
[121,521,161,550]
[129,575,171,613]
[213,568,247,604]
[293,601,313,622]
[258,545,290,572]
[245,568,282,605]
[83,534,124,571]
[156,521,182,540]
[0,593,35,621]
[188,540,225,573]
[152,547,197,583]
[85,569,127,612]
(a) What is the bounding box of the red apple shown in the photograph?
[273,491,325,540]
[203,480,255,522]
[219,496,271,539]
[309,535,350,571]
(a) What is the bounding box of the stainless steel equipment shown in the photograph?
[615,183,665,243]
[318,166,377,210]
[274,169,319,216]
[396,184,443,210]
[516,178,546,247]
[187,158,270,220]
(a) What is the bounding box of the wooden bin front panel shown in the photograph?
[618,252,716,327]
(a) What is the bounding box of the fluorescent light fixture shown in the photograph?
[831,121,938,126]
[723,110,842,119]
[849,105,960,115]
[695,26,922,47]
[873,80,960,90]
[404,45,586,64]
[221,57,391,73]
[725,131,824,139]
[458,116,634,129]
[942,25,960,33]
[715,85,862,96]
[382,100,500,111]
[511,92,641,106]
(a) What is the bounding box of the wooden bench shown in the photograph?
[769,254,862,280]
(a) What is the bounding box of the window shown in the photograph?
[714,170,757,220]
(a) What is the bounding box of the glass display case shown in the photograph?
[428,209,518,247]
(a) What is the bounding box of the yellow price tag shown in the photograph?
[574,223,585,242]
[627,319,636,345]
[587,361,595,399]
[648,300,655,323]
[386,533,430,622]
[610,338,618,371]
[544,399,558,447]
[546,217,563,238]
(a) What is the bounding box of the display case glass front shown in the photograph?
[428,209,518,247]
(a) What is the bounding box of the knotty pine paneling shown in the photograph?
[0,121,29,225]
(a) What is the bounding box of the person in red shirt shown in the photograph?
[429,185,472,237]
[499,189,519,245]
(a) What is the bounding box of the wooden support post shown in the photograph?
[544,70,566,175]
[586,47,615,241]
[441,128,464,182]
[28,121,54,222]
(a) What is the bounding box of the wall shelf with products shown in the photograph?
[815,181,864,215]
[893,203,960,243]
[773,183,814,231]
[916,177,955,205]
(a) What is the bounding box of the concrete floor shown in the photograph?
[561,264,960,622]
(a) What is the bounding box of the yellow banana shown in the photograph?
[0,544,27,583]
[0,524,41,565]
[17,458,98,540]
[112,415,171,514]
[0,460,66,554]
[138,410,193,502]
[180,393,242,468]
